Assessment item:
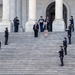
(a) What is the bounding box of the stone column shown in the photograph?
[3,0,10,21]
[10,0,16,32]
[53,0,65,32]
[22,0,26,32]
[0,0,11,32]
[16,0,22,32]
[26,0,36,32]
[10,0,16,23]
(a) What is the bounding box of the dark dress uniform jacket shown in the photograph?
[63,40,67,47]
[68,30,71,37]
[59,49,64,58]
[5,30,9,38]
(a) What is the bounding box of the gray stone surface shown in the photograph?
[0,32,75,75]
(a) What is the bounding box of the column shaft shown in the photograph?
[26,0,36,32]
[55,0,63,19]
[10,0,16,23]
[16,0,22,27]
[3,0,10,21]
[53,0,65,32]
[29,0,36,21]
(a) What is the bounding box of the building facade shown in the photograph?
[0,0,75,32]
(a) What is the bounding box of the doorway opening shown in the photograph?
[46,2,67,32]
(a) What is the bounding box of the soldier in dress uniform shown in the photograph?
[63,37,67,55]
[5,28,9,45]
[58,46,64,66]
[69,16,74,32]
[0,41,1,49]
[67,26,72,44]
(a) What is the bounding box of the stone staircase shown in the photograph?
[0,32,75,75]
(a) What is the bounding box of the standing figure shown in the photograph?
[38,16,44,32]
[5,28,9,45]
[45,16,50,31]
[70,16,74,31]
[13,17,16,32]
[0,41,1,49]
[58,46,64,66]
[13,17,20,32]
[63,37,67,55]
[33,22,39,37]
[67,26,72,44]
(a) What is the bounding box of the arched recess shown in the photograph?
[46,2,68,31]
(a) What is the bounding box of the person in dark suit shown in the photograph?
[13,17,20,32]
[38,16,44,32]
[5,28,9,45]
[63,37,67,55]
[69,16,74,32]
[13,17,16,32]
[58,46,64,66]
[67,26,72,44]
[45,16,51,32]
[33,22,39,37]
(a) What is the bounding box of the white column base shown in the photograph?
[52,19,65,32]
[0,21,11,32]
[25,21,36,32]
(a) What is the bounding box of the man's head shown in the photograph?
[46,16,49,19]
[60,46,63,49]
[5,27,8,30]
[64,37,67,40]
[35,22,38,25]
[71,16,73,18]
[16,16,18,19]
[40,16,43,18]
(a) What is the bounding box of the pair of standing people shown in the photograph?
[38,16,50,32]
[58,37,67,66]
[13,17,20,32]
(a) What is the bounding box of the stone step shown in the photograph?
[0,32,75,74]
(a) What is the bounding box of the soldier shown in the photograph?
[58,46,64,66]
[5,28,9,45]
[67,26,72,44]
[0,41,1,49]
[69,16,74,32]
[63,37,67,55]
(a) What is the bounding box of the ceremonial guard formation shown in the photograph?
[0,15,74,67]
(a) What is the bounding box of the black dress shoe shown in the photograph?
[5,44,8,45]
[60,65,64,66]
